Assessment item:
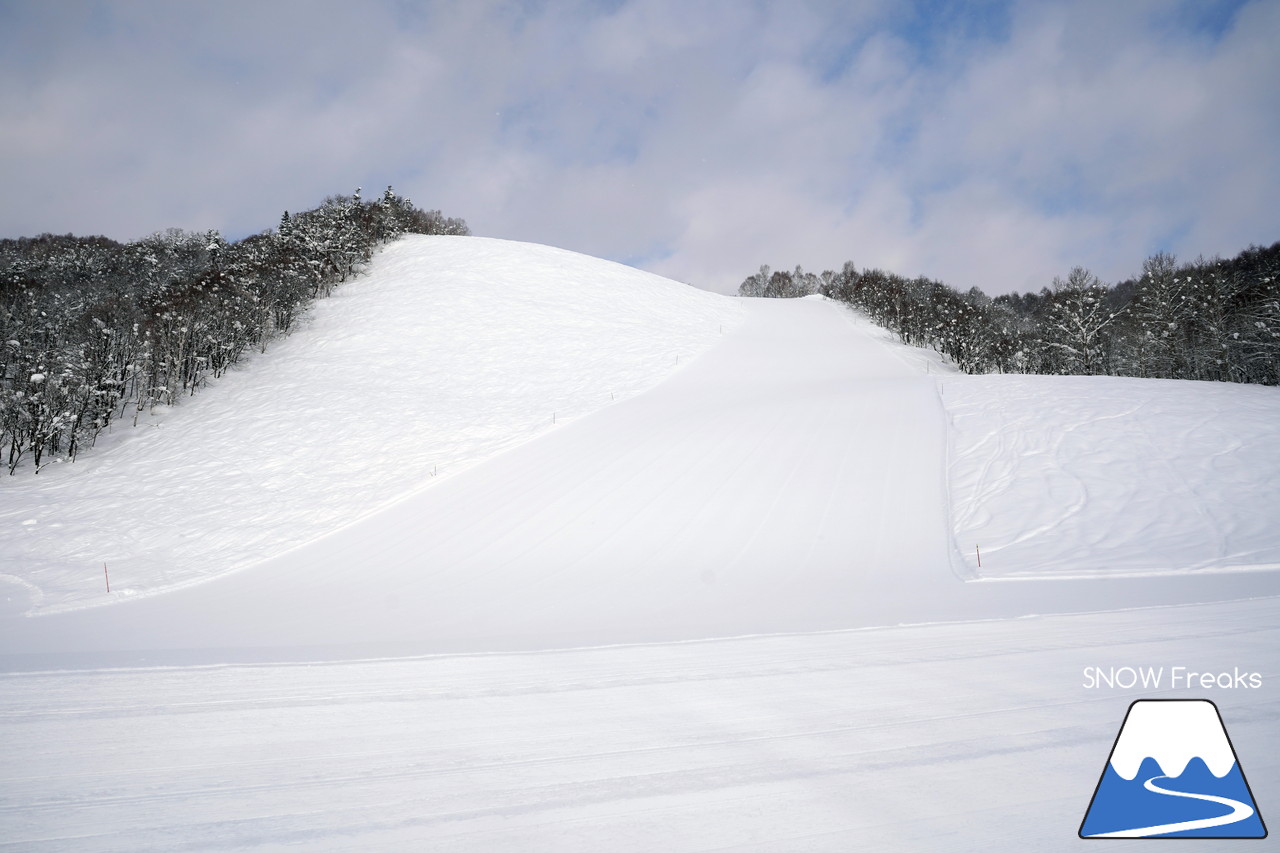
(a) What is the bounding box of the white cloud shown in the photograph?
[898,0,1280,291]
[0,0,1276,295]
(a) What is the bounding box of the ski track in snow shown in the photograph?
[1,236,1278,850]
[947,374,1280,581]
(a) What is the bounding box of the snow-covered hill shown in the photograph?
[1,236,1277,851]
[0,236,742,615]
[3,235,1276,646]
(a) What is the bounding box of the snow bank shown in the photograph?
[0,236,741,614]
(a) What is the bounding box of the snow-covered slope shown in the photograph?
[2,235,1278,660]
[2,292,961,660]
[0,236,741,615]
[1,236,1277,851]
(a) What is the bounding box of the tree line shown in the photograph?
[739,242,1280,385]
[1,188,468,474]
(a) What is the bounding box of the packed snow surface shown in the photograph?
[1,235,1277,850]
[0,236,741,615]
[2,601,1276,851]
[4,288,967,658]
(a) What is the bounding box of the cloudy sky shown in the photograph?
[2,0,1277,294]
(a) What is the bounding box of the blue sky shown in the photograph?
[1,0,1277,294]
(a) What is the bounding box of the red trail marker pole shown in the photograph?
[975,545,982,569]
[104,562,110,593]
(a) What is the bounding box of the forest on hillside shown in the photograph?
[0,189,468,474]
[4,190,1275,477]
[741,244,1280,387]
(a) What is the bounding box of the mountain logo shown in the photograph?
[1080,699,1267,838]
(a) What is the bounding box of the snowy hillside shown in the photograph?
[2,235,1275,642]
[1,237,1277,851]
[0,236,742,615]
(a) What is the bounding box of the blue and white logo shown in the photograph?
[1080,699,1266,838]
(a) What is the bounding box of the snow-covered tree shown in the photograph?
[1119,252,1190,378]
[738,265,771,297]
[0,189,470,472]
[1040,267,1124,375]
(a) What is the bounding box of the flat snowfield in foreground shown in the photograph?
[2,600,1276,852]
[1,236,1277,850]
